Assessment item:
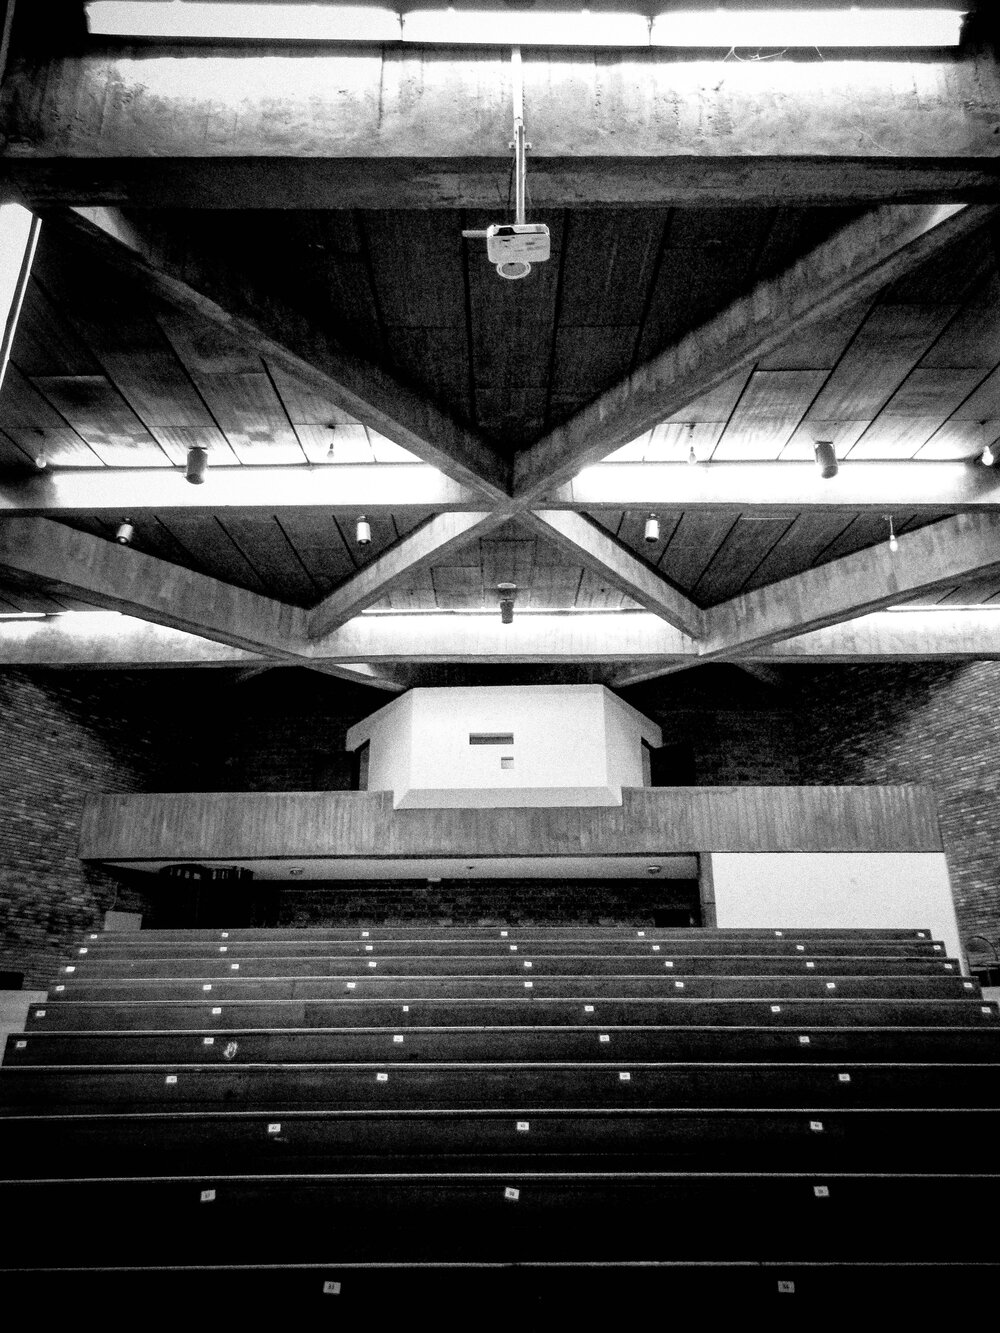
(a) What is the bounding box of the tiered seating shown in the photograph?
[2,925,999,1313]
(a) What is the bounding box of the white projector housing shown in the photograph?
[486,223,550,279]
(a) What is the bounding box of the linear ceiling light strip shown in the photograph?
[85,4,967,48]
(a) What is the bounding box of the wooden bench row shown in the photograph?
[5,1060,1000,1113]
[1,1172,997,1266]
[27,996,997,1032]
[1,1262,994,1317]
[81,926,935,943]
[3,1107,998,1179]
[43,964,968,1005]
[26,976,980,1030]
[71,939,946,962]
[10,1022,1000,1067]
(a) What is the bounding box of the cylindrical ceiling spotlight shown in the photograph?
[498,582,516,624]
[185,445,208,484]
[115,521,134,546]
[355,514,371,546]
[813,439,838,479]
[644,513,660,544]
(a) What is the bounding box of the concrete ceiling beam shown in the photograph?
[697,510,1000,665]
[5,607,1000,671]
[0,516,310,658]
[3,47,1000,207]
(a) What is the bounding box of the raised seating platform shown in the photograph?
[2,925,998,1313]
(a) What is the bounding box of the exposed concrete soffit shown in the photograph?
[306,510,509,641]
[4,607,999,670]
[8,205,997,665]
[520,509,704,639]
[49,203,993,650]
[62,207,510,501]
[513,203,994,500]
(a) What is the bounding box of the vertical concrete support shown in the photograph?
[698,854,717,927]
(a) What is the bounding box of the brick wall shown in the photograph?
[0,670,197,987]
[148,877,699,929]
[791,661,1000,954]
[625,666,799,785]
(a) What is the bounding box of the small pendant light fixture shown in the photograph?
[498,582,517,624]
[644,513,660,544]
[813,439,838,479]
[185,445,208,484]
[355,515,372,547]
[686,423,697,466]
[887,514,898,553]
[978,420,995,467]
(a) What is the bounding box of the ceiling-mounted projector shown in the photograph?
[487,223,551,280]
[462,46,549,282]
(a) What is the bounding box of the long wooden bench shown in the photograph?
[1,923,998,1312]
[3,1107,999,1177]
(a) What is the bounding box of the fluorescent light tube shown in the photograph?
[402,9,651,46]
[87,3,966,48]
[651,8,964,48]
[87,3,403,41]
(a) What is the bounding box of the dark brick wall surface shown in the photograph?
[791,662,1000,957]
[0,670,197,987]
[148,877,699,930]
